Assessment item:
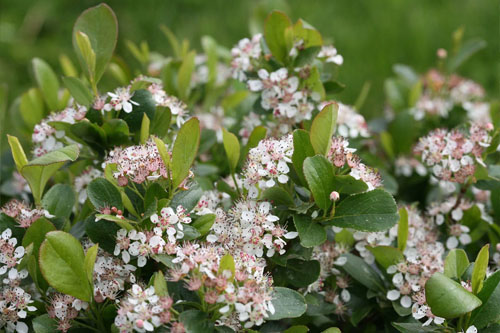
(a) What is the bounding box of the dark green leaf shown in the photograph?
[42,184,75,219]
[87,178,123,211]
[267,287,307,320]
[293,214,326,248]
[303,155,334,211]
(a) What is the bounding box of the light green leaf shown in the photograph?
[264,11,292,63]
[397,207,408,252]
[22,218,56,257]
[444,249,470,280]
[448,38,487,72]
[62,76,93,106]
[303,155,334,211]
[73,3,118,83]
[472,244,490,294]
[284,325,309,333]
[310,102,338,155]
[192,214,216,236]
[177,50,196,100]
[84,243,98,284]
[425,272,482,318]
[20,88,45,128]
[222,128,240,173]
[293,214,326,248]
[21,145,79,204]
[171,117,200,188]
[39,231,92,301]
[367,246,404,270]
[140,113,150,144]
[326,189,399,232]
[7,135,28,172]
[153,271,168,296]
[218,253,235,282]
[268,287,307,320]
[32,58,60,111]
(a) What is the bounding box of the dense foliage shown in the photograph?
[1,3,499,333]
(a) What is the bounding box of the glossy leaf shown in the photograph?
[84,243,98,283]
[39,231,92,301]
[267,287,307,320]
[171,117,200,188]
[292,129,315,186]
[444,249,470,280]
[191,214,216,236]
[264,11,292,63]
[42,184,75,219]
[326,189,399,232]
[285,259,321,287]
[367,246,404,270]
[425,272,482,318]
[471,270,500,328]
[222,128,240,172]
[310,102,338,156]
[340,253,384,291]
[472,244,489,294]
[332,175,368,194]
[87,178,123,211]
[293,214,326,248]
[303,155,334,211]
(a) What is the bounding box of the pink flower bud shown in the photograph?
[330,191,340,201]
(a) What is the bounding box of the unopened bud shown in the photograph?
[330,191,340,201]
[437,48,447,59]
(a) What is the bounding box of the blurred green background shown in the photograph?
[1,0,498,118]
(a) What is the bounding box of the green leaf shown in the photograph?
[87,178,123,211]
[177,50,196,100]
[310,102,338,156]
[84,243,98,284]
[222,128,240,172]
[292,129,315,186]
[448,38,487,72]
[284,325,309,333]
[192,214,216,236]
[303,155,334,211]
[340,253,384,291]
[444,249,470,280]
[218,254,235,281]
[392,322,438,333]
[326,189,399,232]
[32,58,60,111]
[261,187,294,207]
[471,270,500,328]
[425,272,482,318]
[75,31,96,81]
[22,218,56,256]
[32,314,58,333]
[284,259,320,287]
[21,145,79,204]
[42,184,75,219]
[39,231,92,301]
[62,76,93,106]
[293,214,326,248]
[153,271,168,296]
[7,135,28,172]
[179,310,215,333]
[321,329,341,333]
[332,175,368,194]
[73,3,118,83]
[171,117,200,188]
[20,88,45,128]
[119,89,156,132]
[85,216,120,254]
[151,107,171,138]
[472,244,490,294]
[397,207,408,252]
[293,19,322,48]
[170,183,203,212]
[267,287,307,320]
[264,11,292,63]
[153,136,171,174]
[102,119,130,146]
[140,113,150,144]
[367,246,404,270]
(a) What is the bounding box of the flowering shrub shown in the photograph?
[1,3,499,333]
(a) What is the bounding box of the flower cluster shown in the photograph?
[114,228,172,267]
[394,156,428,177]
[231,34,263,81]
[414,124,492,185]
[115,284,177,333]
[242,134,293,197]
[207,200,297,257]
[317,45,344,65]
[32,104,87,157]
[147,83,188,127]
[150,205,192,242]
[169,243,274,329]
[327,137,382,190]
[1,199,51,228]
[411,69,490,123]
[105,139,171,186]
[47,293,88,332]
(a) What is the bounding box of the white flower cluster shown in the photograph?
[242,134,293,198]
[207,200,297,257]
[150,206,192,242]
[231,34,262,81]
[394,157,427,177]
[2,199,52,228]
[147,83,188,127]
[32,104,87,157]
[47,293,88,332]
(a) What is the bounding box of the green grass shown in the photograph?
[1,0,498,118]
